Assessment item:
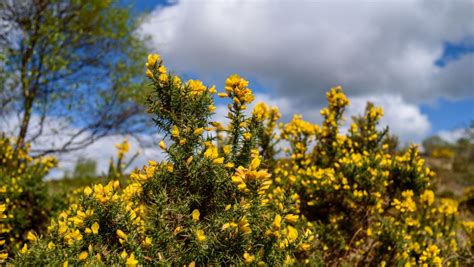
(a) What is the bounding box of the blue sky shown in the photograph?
[421,98,474,133]
[123,0,173,14]
[426,39,474,133]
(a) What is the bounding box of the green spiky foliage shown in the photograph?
[10,55,312,266]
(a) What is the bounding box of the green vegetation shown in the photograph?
[0,55,472,265]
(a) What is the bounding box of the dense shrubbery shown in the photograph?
[0,136,56,259]
[1,54,473,265]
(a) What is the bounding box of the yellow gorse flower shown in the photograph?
[284,214,299,224]
[146,54,160,69]
[117,229,128,241]
[171,125,180,138]
[239,216,252,234]
[78,251,88,261]
[420,190,435,206]
[243,252,255,264]
[223,74,254,105]
[193,128,204,135]
[192,209,200,221]
[126,253,139,267]
[47,242,56,250]
[272,214,282,230]
[91,222,99,235]
[26,231,37,242]
[195,229,206,242]
[187,80,207,96]
[0,253,8,262]
[286,225,298,243]
[160,140,167,150]
[142,236,152,247]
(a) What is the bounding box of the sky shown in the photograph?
[137,0,473,140]
[16,0,474,178]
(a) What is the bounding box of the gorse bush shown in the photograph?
[0,136,56,260]
[5,54,474,265]
[276,96,468,264]
[10,55,312,266]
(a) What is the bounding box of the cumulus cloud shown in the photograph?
[140,0,474,106]
[7,0,472,176]
[213,91,430,144]
[438,127,473,143]
[346,95,431,143]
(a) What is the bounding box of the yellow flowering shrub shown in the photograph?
[12,55,312,265]
[9,54,473,265]
[0,136,57,261]
[431,147,455,159]
[276,89,471,264]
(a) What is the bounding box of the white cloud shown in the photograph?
[2,92,430,180]
[49,134,165,179]
[213,91,431,144]
[347,95,431,143]
[438,127,472,143]
[140,0,474,106]
[1,114,165,179]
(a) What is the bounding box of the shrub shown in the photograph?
[10,54,473,265]
[0,135,56,261]
[12,55,312,266]
[431,147,455,159]
[277,88,471,265]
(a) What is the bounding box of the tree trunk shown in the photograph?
[13,1,42,156]
[14,50,34,156]
[15,96,33,152]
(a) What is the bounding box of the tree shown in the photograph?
[422,135,450,156]
[0,0,149,156]
[72,157,97,178]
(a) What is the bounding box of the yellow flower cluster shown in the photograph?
[219,74,254,108]
[326,86,350,109]
[319,86,349,135]
[41,177,150,265]
[115,138,130,159]
[187,80,208,96]
[129,160,156,183]
[438,198,458,215]
[393,190,417,213]
[231,157,272,193]
[147,54,218,101]
[146,54,167,82]
[0,204,7,262]
[419,244,442,266]
[420,189,435,206]
[253,102,281,136]
[281,115,319,167]
[252,102,268,121]
[204,143,225,164]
